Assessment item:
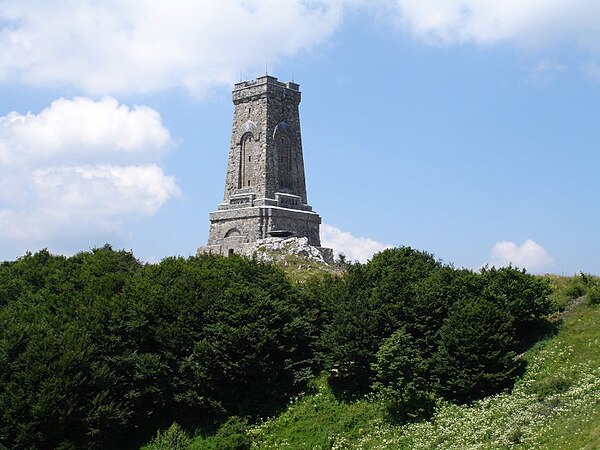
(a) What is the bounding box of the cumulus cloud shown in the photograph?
[0,97,171,166]
[0,98,179,257]
[321,224,393,262]
[489,239,554,272]
[384,0,600,49]
[0,0,343,95]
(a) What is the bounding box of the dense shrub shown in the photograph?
[435,297,519,403]
[146,423,191,450]
[407,267,480,358]
[296,272,348,372]
[321,248,441,396]
[563,274,588,299]
[371,327,434,422]
[196,416,252,450]
[480,266,552,340]
[322,248,551,406]
[587,281,600,305]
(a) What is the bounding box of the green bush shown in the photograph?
[435,297,519,403]
[196,416,251,450]
[480,266,552,340]
[147,423,191,450]
[564,275,587,299]
[371,327,434,422]
[587,281,600,305]
[529,375,572,401]
[322,249,547,403]
[321,247,441,397]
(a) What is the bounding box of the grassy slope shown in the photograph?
[234,300,600,449]
[275,254,343,283]
[520,301,600,449]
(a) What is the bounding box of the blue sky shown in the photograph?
[0,1,599,274]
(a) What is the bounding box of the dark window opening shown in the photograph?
[228,249,234,256]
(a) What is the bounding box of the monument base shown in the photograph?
[200,205,326,257]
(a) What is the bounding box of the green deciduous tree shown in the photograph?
[372,327,435,422]
[321,247,443,397]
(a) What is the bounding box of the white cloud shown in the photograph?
[489,239,554,272]
[321,224,393,263]
[0,0,343,95]
[0,98,179,257]
[383,0,600,49]
[0,97,171,166]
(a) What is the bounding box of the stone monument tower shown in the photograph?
[200,75,330,260]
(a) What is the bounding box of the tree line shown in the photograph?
[0,245,552,448]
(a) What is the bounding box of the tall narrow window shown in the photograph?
[239,133,253,188]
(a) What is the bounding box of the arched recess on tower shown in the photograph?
[238,132,254,189]
[224,228,241,238]
[274,122,293,191]
[237,120,258,190]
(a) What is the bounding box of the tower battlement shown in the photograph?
[198,76,330,260]
[233,75,300,95]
